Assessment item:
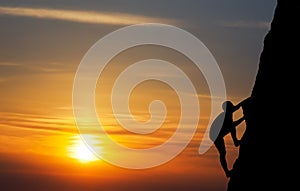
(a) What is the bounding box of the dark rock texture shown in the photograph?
[227,1,300,190]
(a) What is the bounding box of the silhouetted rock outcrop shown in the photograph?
[228,1,300,190]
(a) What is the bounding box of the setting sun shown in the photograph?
[68,136,100,163]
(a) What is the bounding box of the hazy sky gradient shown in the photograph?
[0,0,276,96]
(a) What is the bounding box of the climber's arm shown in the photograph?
[233,116,245,127]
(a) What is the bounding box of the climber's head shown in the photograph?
[222,101,234,112]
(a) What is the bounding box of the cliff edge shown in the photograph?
[228,1,300,190]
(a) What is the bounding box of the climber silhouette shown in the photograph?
[209,100,245,178]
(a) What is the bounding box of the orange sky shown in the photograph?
[0,58,246,190]
[0,28,248,191]
[0,109,243,191]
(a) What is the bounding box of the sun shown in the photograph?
[73,142,99,163]
[68,135,100,163]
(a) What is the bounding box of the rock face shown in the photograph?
[227,1,299,190]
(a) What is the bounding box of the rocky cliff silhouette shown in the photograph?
[227,1,299,190]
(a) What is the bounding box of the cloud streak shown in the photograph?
[0,6,176,25]
[0,112,76,134]
[219,20,270,29]
[0,62,22,66]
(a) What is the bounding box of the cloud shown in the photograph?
[0,112,76,134]
[0,62,22,66]
[219,20,270,29]
[0,6,177,26]
[0,61,74,74]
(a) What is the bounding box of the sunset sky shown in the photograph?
[0,1,276,191]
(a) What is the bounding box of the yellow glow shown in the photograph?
[68,136,100,163]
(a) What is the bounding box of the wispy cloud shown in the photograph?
[0,6,177,25]
[0,62,22,67]
[219,20,270,29]
[0,61,74,74]
[0,112,76,134]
